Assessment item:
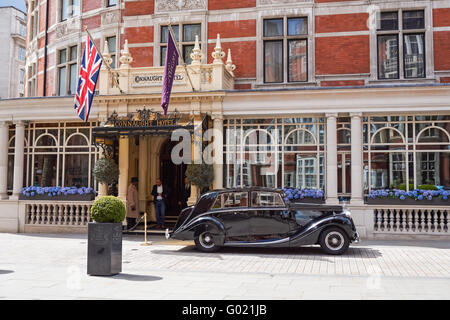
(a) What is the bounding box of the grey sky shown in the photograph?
[1,0,26,13]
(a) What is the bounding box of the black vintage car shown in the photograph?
[168,187,359,255]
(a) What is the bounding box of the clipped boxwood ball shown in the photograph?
[91,196,126,223]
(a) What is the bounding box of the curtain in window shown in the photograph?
[264,41,283,83]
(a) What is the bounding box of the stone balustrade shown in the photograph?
[373,207,448,235]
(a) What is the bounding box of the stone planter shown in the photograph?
[87,222,122,276]
[366,197,449,206]
[19,194,96,201]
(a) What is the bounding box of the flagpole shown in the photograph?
[84,27,123,94]
[167,24,196,92]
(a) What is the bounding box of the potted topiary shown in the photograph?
[185,163,214,200]
[93,158,120,196]
[87,196,126,276]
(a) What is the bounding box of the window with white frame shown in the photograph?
[29,1,38,41]
[106,36,117,68]
[7,122,99,190]
[224,117,325,190]
[27,62,37,97]
[263,17,308,83]
[160,24,201,66]
[19,69,25,85]
[18,46,26,62]
[107,0,118,7]
[61,0,80,21]
[363,115,450,192]
[376,10,425,80]
[57,46,78,96]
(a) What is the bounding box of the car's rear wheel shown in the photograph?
[319,227,350,255]
[194,231,220,253]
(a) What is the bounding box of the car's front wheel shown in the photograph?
[319,227,350,255]
[194,231,220,253]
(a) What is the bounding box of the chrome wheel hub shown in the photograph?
[199,232,215,249]
[325,231,344,251]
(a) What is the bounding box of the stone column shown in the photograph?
[188,116,203,205]
[326,114,339,204]
[11,121,25,200]
[0,122,9,199]
[212,115,223,190]
[118,137,129,202]
[350,113,364,205]
[138,136,148,212]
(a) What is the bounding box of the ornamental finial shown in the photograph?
[190,35,203,65]
[225,48,236,76]
[119,39,133,69]
[211,34,225,64]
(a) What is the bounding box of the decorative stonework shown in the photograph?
[55,19,81,40]
[155,0,206,12]
[102,11,120,25]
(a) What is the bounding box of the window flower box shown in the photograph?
[283,188,325,204]
[19,186,96,201]
[366,189,449,206]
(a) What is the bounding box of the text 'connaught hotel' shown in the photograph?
[0,0,449,239]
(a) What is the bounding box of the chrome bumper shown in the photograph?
[353,232,360,244]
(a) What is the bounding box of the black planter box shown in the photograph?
[366,197,449,206]
[87,222,122,276]
[290,198,325,204]
[19,194,96,201]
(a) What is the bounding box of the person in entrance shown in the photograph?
[178,177,191,210]
[126,177,139,229]
[151,178,169,229]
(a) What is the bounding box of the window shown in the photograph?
[19,23,27,37]
[377,10,425,79]
[263,17,308,83]
[160,24,201,66]
[57,46,78,96]
[106,36,117,68]
[18,47,26,62]
[19,69,25,85]
[107,0,118,7]
[363,115,450,192]
[30,2,38,41]
[212,192,249,209]
[224,117,325,190]
[61,0,80,21]
[27,63,37,97]
[251,192,284,207]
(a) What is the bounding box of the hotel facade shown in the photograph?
[0,0,449,239]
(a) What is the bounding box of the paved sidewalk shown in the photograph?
[0,233,449,300]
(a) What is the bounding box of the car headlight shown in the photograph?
[344,209,352,217]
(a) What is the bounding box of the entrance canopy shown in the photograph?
[93,108,196,138]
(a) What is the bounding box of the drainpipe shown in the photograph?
[42,0,49,96]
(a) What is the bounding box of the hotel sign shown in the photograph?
[105,108,190,128]
[132,72,185,88]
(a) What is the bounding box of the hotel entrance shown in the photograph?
[160,138,187,224]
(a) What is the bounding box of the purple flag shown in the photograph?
[161,30,179,115]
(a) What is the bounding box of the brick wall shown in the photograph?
[124,0,154,16]
[208,0,256,10]
[315,35,370,75]
[208,20,256,39]
[433,8,450,27]
[208,41,256,78]
[434,31,450,71]
[315,13,368,33]
[125,26,154,44]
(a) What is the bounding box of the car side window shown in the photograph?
[251,192,285,207]
[212,192,248,209]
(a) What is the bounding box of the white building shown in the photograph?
[0,6,27,99]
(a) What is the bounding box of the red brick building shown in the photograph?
[24,0,450,96]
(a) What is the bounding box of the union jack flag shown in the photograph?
[74,34,102,122]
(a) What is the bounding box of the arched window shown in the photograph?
[371,127,405,144]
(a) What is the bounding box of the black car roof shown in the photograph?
[207,187,285,193]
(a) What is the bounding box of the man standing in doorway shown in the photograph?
[126,177,139,230]
[178,177,191,210]
[151,178,168,229]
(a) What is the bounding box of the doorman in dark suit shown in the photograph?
[178,177,191,210]
[151,178,169,229]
